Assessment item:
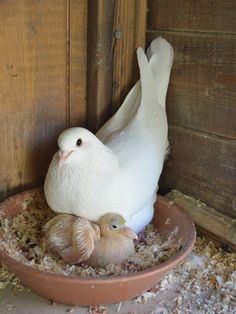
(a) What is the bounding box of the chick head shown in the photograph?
[97,213,138,240]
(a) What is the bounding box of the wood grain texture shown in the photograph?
[86,0,116,133]
[0,1,68,200]
[86,0,147,131]
[166,190,236,250]
[112,0,147,113]
[147,0,236,34]
[147,1,236,222]
[146,31,236,139]
[69,0,87,127]
[159,126,236,218]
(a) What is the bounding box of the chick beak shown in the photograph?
[58,150,72,168]
[122,227,138,240]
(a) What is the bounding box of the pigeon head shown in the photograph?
[57,127,101,167]
[97,213,138,240]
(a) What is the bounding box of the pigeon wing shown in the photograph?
[43,214,75,254]
[63,217,100,264]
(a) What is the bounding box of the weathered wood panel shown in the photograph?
[69,0,87,127]
[86,0,116,133]
[146,31,236,139]
[148,0,236,34]
[159,126,236,218]
[147,0,236,222]
[166,190,236,251]
[112,0,147,113]
[0,0,88,200]
[86,0,147,132]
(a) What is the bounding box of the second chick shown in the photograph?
[42,213,138,267]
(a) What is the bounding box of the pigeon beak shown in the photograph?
[122,227,138,240]
[58,150,72,168]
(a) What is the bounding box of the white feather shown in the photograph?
[44,37,174,233]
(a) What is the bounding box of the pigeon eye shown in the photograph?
[76,138,82,146]
[111,224,118,229]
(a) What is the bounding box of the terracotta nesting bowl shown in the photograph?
[0,188,195,306]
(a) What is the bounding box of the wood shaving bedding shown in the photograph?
[0,194,182,278]
[0,263,23,293]
[135,238,236,313]
[0,193,235,313]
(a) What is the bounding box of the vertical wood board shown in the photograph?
[112,0,147,113]
[86,0,147,132]
[69,0,87,127]
[0,0,88,200]
[86,0,116,133]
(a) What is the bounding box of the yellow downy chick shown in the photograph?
[42,213,137,267]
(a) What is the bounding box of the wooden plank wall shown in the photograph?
[0,0,87,200]
[147,0,236,218]
[87,0,147,132]
[0,0,147,201]
[1,0,235,220]
[112,0,147,114]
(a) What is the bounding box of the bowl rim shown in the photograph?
[0,187,196,284]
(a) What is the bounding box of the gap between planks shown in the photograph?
[146,29,236,38]
[168,124,236,144]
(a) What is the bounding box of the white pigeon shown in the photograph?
[44,37,174,234]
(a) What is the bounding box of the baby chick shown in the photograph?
[42,213,138,267]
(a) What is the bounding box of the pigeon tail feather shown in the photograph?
[97,37,173,142]
[146,37,174,110]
